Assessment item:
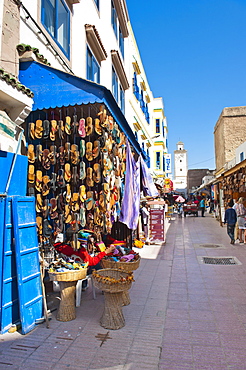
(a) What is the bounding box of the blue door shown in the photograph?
[12,196,43,334]
[0,197,20,333]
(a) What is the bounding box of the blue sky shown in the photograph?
[126,0,246,171]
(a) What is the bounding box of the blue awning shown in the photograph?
[19,61,143,156]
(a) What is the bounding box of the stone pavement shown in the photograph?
[1,212,246,369]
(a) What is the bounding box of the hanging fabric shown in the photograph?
[140,155,159,197]
[119,140,140,230]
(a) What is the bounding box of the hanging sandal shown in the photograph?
[79,161,86,180]
[57,193,65,213]
[65,116,71,135]
[65,142,70,161]
[92,140,100,159]
[95,118,102,135]
[86,142,93,161]
[42,149,51,170]
[86,117,93,136]
[50,198,58,220]
[58,146,65,166]
[29,122,35,140]
[71,144,79,165]
[72,165,79,185]
[72,115,78,135]
[85,191,94,210]
[71,193,79,212]
[57,119,64,139]
[79,185,86,202]
[43,119,50,140]
[80,139,85,158]
[36,144,43,163]
[64,163,71,182]
[66,183,72,203]
[42,175,50,197]
[49,145,57,165]
[35,170,43,192]
[78,118,86,137]
[28,144,35,163]
[50,120,57,141]
[35,119,43,139]
[79,204,86,227]
[57,169,66,188]
[28,164,35,184]
[36,216,43,236]
[86,167,94,187]
[36,194,43,213]
[42,198,50,219]
[50,172,57,193]
[65,204,72,224]
[93,163,101,183]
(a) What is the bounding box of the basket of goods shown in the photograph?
[48,258,88,282]
[92,268,134,293]
[101,247,141,272]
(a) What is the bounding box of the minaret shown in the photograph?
[174,141,188,193]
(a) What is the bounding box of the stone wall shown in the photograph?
[1,0,20,76]
[214,107,246,172]
[187,169,210,193]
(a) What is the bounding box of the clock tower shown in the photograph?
[174,141,188,195]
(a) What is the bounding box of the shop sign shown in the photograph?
[164,154,172,173]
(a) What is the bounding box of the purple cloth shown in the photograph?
[140,155,159,197]
[119,140,140,230]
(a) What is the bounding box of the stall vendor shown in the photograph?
[54,241,115,268]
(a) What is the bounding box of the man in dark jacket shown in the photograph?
[224,200,237,244]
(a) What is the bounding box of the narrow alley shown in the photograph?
[1,212,246,370]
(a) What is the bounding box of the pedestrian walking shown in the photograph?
[199,196,205,217]
[224,199,237,244]
[234,197,246,243]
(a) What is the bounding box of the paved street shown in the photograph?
[2,212,246,369]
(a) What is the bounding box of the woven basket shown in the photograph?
[101,256,141,272]
[92,268,133,293]
[49,268,87,282]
